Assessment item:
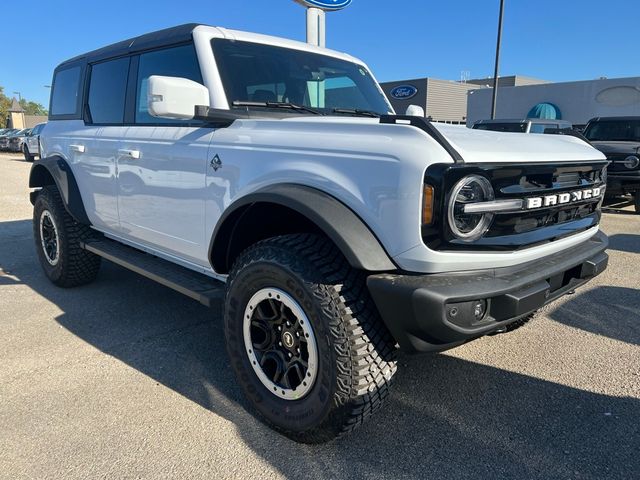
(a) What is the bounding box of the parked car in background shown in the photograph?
[472,118,573,134]
[0,129,19,149]
[8,128,32,153]
[584,116,640,213]
[23,123,46,161]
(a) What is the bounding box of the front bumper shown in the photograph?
[607,173,640,195]
[367,230,608,352]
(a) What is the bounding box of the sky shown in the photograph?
[3,0,639,107]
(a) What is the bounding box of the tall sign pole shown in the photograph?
[292,1,353,47]
[491,0,505,119]
[306,8,326,46]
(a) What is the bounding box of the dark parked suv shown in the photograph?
[584,116,640,213]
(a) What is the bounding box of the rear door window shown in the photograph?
[88,57,130,124]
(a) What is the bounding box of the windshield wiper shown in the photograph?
[232,101,323,115]
[332,108,380,118]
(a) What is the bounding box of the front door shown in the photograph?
[116,126,213,265]
[115,43,212,265]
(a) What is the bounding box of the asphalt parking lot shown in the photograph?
[0,151,638,480]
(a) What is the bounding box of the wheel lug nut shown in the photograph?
[278,342,282,346]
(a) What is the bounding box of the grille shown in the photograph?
[605,153,640,172]
[423,161,608,251]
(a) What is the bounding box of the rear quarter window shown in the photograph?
[50,66,82,117]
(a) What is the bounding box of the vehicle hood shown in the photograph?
[590,141,640,156]
[279,116,606,163]
[433,123,605,163]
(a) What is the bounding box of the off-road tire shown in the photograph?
[224,234,398,443]
[33,186,101,287]
[23,145,34,162]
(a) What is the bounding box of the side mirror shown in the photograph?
[405,105,425,117]
[147,75,210,120]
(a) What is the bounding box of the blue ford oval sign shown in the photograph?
[390,85,419,100]
[293,0,352,10]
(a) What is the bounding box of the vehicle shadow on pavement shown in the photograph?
[1,218,637,480]
[608,233,640,254]
[547,286,640,347]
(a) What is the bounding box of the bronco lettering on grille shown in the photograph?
[524,187,602,210]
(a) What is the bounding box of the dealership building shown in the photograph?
[381,74,640,128]
[466,76,640,128]
[380,75,548,124]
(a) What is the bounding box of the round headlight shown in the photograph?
[447,175,495,241]
[623,155,640,169]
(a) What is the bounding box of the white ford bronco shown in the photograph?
[31,24,609,443]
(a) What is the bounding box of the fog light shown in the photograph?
[473,300,487,321]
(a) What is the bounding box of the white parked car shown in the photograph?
[23,122,47,161]
[31,24,609,443]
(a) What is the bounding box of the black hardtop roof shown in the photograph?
[57,23,202,68]
[588,116,640,123]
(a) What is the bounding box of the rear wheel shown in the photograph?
[224,234,397,443]
[33,186,101,287]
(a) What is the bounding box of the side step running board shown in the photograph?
[81,238,225,308]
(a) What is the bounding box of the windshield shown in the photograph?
[212,39,392,116]
[584,120,640,142]
[473,122,527,133]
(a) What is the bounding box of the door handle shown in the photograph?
[118,149,141,159]
[69,144,85,153]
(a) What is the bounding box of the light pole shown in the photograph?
[13,91,22,101]
[490,0,505,119]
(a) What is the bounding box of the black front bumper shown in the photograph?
[607,173,640,195]
[367,231,608,353]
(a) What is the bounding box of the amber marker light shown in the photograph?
[422,184,435,225]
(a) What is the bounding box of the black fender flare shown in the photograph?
[209,184,397,273]
[29,156,91,225]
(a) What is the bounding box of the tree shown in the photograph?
[0,87,11,128]
[0,86,49,127]
[19,98,48,116]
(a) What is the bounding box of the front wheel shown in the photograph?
[224,234,398,443]
[23,145,34,162]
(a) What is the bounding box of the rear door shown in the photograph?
[116,44,213,266]
[73,56,131,232]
